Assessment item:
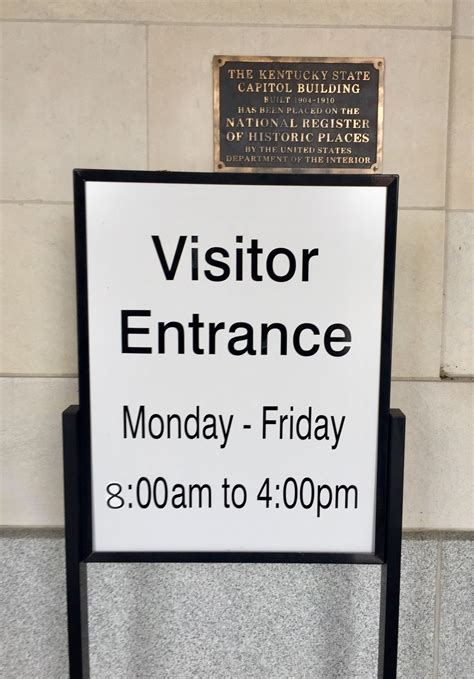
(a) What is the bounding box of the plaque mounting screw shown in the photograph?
[217,162,224,169]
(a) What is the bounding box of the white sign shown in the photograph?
[82,177,392,554]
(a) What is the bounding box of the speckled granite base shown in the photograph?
[438,537,473,679]
[0,531,471,678]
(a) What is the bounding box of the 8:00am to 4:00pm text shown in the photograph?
[106,477,358,517]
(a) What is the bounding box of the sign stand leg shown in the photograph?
[63,406,90,679]
[378,409,406,678]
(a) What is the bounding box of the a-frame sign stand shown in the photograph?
[62,406,405,679]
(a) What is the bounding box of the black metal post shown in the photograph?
[378,409,406,678]
[63,406,90,679]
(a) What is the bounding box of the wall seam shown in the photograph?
[4,201,473,212]
[398,207,445,212]
[2,374,473,382]
[146,24,150,171]
[440,15,455,376]
[0,199,74,205]
[393,376,473,383]
[0,18,455,31]
[432,538,443,678]
[1,526,471,538]
[0,374,78,379]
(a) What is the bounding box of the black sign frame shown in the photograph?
[64,170,404,678]
[72,169,398,565]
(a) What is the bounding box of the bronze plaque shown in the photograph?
[214,56,384,173]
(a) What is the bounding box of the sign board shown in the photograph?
[75,171,397,560]
[214,56,384,173]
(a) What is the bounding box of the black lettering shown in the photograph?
[324,323,352,357]
[151,235,186,280]
[188,313,205,355]
[262,405,277,438]
[302,248,319,281]
[189,483,212,508]
[121,310,152,353]
[266,248,296,282]
[293,323,320,356]
[123,405,145,438]
[235,236,243,281]
[191,235,199,280]
[247,239,263,281]
[228,322,256,355]
[157,321,185,354]
[335,484,358,509]
[261,322,288,354]
[209,322,225,353]
[204,247,230,281]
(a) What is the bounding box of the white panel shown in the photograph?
[84,180,388,553]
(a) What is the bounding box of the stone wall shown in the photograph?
[0,1,472,676]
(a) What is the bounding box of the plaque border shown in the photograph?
[213,55,384,174]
